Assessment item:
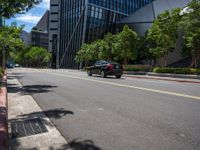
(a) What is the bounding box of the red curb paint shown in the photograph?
[126,76,200,84]
[0,75,8,150]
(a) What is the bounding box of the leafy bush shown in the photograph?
[124,65,152,72]
[153,67,200,75]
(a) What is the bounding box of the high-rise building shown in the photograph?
[49,0,190,69]
[25,10,49,48]
[49,0,153,68]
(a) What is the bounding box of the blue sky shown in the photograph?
[5,0,50,32]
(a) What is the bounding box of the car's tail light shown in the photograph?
[107,64,114,70]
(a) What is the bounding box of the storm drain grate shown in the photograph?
[11,118,48,138]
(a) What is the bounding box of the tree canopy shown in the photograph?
[147,8,182,67]
[0,0,42,18]
[0,24,23,67]
[76,25,139,66]
[114,25,139,64]
[179,0,200,68]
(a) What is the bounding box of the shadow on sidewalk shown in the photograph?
[9,108,102,150]
[9,108,75,150]
[9,108,74,129]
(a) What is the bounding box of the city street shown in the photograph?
[8,68,200,150]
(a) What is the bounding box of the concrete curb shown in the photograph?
[0,74,8,150]
[124,71,200,80]
[147,72,200,80]
[125,75,200,84]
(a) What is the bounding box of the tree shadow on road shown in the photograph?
[49,139,102,150]
[10,139,101,150]
[91,75,125,80]
[20,108,74,120]
[68,139,102,150]
[7,74,24,80]
[7,84,57,95]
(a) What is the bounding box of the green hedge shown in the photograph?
[153,67,200,75]
[124,65,151,72]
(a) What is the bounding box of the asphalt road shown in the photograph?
[8,68,200,150]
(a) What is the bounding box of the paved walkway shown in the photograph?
[8,73,69,150]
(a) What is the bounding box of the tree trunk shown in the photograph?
[123,58,128,65]
[0,52,3,67]
[161,54,167,68]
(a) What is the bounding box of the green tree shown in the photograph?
[0,24,23,67]
[114,25,139,64]
[0,0,41,18]
[99,33,117,61]
[179,0,200,68]
[75,43,93,66]
[147,8,182,67]
[25,46,51,67]
[136,34,152,64]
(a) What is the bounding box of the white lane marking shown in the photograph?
[43,71,200,101]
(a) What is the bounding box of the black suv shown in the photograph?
[87,60,123,78]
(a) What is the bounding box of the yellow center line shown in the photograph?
[40,71,200,101]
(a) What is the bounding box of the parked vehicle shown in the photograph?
[87,60,123,78]
[14,64,20,67]
[6,63,14,68]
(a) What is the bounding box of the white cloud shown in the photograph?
[39,0,50,9]
[16,13,42,24]
[180,7,193,16]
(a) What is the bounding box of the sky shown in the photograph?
[5,0,50,32]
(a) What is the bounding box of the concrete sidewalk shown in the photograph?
[8,74,69,150]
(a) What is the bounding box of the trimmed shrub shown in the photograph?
[153,67,200,75]
[124,65,152,72]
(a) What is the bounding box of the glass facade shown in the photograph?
[59,0,154,68]
[32,31,49,48]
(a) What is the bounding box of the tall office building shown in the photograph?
[50,0,153,69]
[26,11,49,48]
[49,0,189,69]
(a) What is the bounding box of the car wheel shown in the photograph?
[87,70,92,76]
[101,71,106,78]
[116,75,122,79]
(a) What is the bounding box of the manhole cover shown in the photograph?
[11,118,48,138]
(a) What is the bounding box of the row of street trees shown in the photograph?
[147,0,200,68]
[10,45,52,67]
[0,23,52,68]
[0,23,23,67]
[76,0,200,68]
[0,0,52,68]
[76,25,139,65]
